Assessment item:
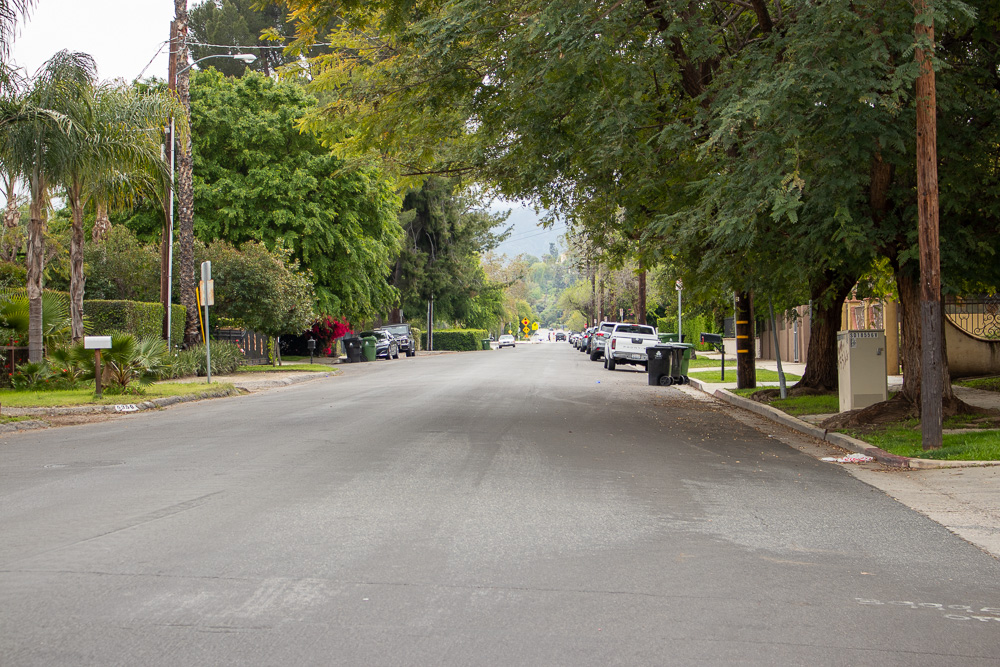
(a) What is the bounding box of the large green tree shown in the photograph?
[188,68,401,322]
[392,177,508,326]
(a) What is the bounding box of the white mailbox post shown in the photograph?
[84,335,113,397]
[837,330,888,412]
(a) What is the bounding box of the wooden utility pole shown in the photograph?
[637,269,647,325]
[736,291,756,389]
[915,0,942,450]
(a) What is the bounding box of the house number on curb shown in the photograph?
[114,404,139,413]
[856,598,1000,622]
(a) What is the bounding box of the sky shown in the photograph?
[7,0,562,256]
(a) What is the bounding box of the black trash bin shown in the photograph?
[342,336,363,363]
[647,344,687,386]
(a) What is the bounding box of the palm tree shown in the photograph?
[0,0,34,57]
[0,50,96,361]
[62,83,179,341]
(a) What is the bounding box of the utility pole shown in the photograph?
[915,0,942,450]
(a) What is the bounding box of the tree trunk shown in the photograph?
[68,187,86,342]
[637,269,647,325]
[896,268,959,412]
[26,198,45,362]
[793,269,857,391]
[174,1,200,346]
[91,201,111,242]
[388,258,403,323]
[736,291,756,389]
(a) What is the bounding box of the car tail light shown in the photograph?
[611,339,616,350]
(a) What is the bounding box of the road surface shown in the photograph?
[2,343,998,665]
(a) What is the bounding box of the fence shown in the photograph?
[946,295,1000,341]
[0,346,29,388]
[215,328,270,364]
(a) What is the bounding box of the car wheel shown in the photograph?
[393,346,400,359]
[589,348,601,361]
[607,357,616,371]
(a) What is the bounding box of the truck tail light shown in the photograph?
[611,339,616,350]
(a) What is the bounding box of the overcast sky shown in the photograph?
[10,1,174,81]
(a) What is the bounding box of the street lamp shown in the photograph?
[163,52,257,350]
[178,53,257,74]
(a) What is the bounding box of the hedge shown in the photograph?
[86,299,186,345]
[420,328,489,351]
[656,315,715,352]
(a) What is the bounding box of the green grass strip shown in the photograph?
[0,382,236,408]
[687,358,737,369]
[957,376,1000,393]
[239,364,335,373]
[848,423,1000,461]
[688,368,801,383]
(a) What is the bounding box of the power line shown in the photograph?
[190,41,333,50]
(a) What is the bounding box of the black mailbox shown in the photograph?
[700,332,723,345]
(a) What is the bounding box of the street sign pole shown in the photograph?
[201,261,212,383]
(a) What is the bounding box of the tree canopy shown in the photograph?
[187,69,402,322]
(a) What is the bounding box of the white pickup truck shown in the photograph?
[604,323,659,370]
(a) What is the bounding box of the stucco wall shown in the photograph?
[946,317,1000,379]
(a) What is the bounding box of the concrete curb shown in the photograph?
[686,377,998,470]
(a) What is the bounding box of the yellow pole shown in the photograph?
[196,283,206,343]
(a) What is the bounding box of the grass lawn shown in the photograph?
[239,364,336,373]
[728,388,838,415]
[0,414,32,424]
[689,368,801,383]
[0,382,236,408]
[687,357,737,369]
[847,420,1000,460]
[957,376,1000,392]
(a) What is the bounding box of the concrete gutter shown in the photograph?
[686,377,999,470]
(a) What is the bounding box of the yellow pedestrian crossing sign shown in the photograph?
[531,322,539,331]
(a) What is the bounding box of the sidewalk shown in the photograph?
[683,355,1000,559]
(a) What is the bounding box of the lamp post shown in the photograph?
[162,47,256,350]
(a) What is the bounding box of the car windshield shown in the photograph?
[499,335,513,340]
[383,325,409,335]
[616,325,655,335]
[361,331,387,341]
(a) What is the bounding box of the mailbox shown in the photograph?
[700,332,723,346]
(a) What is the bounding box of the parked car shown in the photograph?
[579,327,596,352]
[498,334,516,348]
[605,322,659,370]
[589,321,619,361]
[360,330,399,359]
[380,323,415,357]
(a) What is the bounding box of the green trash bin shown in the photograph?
[675,343,693,375]
[481,339,491,350]
[361,335,377,361]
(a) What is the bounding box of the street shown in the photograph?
[2,343,999,665]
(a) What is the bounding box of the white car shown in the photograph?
[498,334,516,348]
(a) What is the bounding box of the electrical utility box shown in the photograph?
[837,330,888,412]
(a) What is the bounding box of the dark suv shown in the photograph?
[380,323,416,357]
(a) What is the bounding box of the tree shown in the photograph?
[0,0,33,58]
[201,239,316,362]
[392,177,508,325]
[0,50,96,361]
[190,0,292,77]
[187,69,402,321]
[61,83,176,341]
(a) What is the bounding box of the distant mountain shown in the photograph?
[489,203,567,259]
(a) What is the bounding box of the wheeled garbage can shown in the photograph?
[646,344,688,386]
[361,335,377,362]
[342,336,363,363]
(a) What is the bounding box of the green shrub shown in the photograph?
[419,329,488,351]
[162,347,201,379]
[656,314,715,351]
[85,300,186,347]
[183,340,245,376]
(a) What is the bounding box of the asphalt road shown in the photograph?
[2,343,999,665]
